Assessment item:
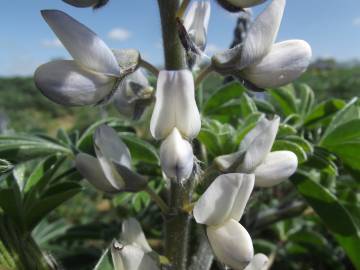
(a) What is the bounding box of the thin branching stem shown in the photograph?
[195,65,214,88]
[140,59,160,77]
[144,185,170,214]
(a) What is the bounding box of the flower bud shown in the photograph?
[150,70,201,140]
[114,69,153,119]
[207,219,254,270]
[76,125,146,193]
[159,128,194,181]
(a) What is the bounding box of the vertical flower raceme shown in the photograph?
[216,0,266,12]
[76,125,146,193]
[212,0,312,89]
[216,115,298,187]
[34,10,121,106]
[150,70,200,181]
[113,69,154,119]
[111,218,159,270]
[193,173,269,270]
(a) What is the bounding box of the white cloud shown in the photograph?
[206,44,221,54]
[353,17,360,27]
[108,28,131,41]
[41,38,63,48]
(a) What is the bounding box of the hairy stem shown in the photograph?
[157,0,192,269]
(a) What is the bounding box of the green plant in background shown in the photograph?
[0,0,359,270]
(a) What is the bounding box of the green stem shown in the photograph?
[157,0,186,70]
[140,59,160,77]
[144,186,169,214]
[195,65,213,88]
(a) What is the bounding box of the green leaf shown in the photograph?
[334,234,360,270]
[94,248,113,270]
[320,120,360,174]
[0,135,71,163]
[24,182,82,229]
[0,187,23,224]
[269,86,297,116]
[297,84,315,117]
[203,82,246,114]
[120,133,159,165]
[303,99,346,129]
[291,171,358,236]
[303,147,338,176]
[253,99,276,114]
[321,97,360,140]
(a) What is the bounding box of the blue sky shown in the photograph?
[1,0,360,76]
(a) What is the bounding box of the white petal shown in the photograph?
[184,1,211,50]
[121,218,152,253]
[207,219,254,270]
[215,152,243,171]
[150,70,201,140]
[75,153,119,193]
[94,125,132,168]
[111,241,125,270]
[159,128,194,181]
[193,173,254,226]
[254,151,297,187]
[226,0,266,8]
[244,253,269,270]
[34,60,116,106]
[111,243,159,270]
[230,174,255,221]
[242,40,312,88]
[237,116,280,173]
[239,0,286,69]
[62,0,97,7]
[93,125,131,190]
[41,10,120,77]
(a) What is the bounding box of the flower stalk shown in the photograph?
[157,0,193,269]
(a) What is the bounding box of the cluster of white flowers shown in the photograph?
[35,0,311,269]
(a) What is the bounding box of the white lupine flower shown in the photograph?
[194,173,269,270]
[150,70,201,140]
[63,0,108,8]
[216,0,266,12]
[114,69,153,119]
[35,10,121,106]
[111,243,159,270]
[159,128,194,181]
[75,125,146,193]
[184,1,211,51]
[111,218,159,270]
[120,218,152,253]
[207,219,254,270]
[213,0,312,89]
[193,173,255,226]
[216,116,298,187]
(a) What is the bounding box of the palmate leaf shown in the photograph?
[0,134,72,163]
[202,82,246,114]
[269,86,297,117]
[303,99,346,129]
[320,119,360,177]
